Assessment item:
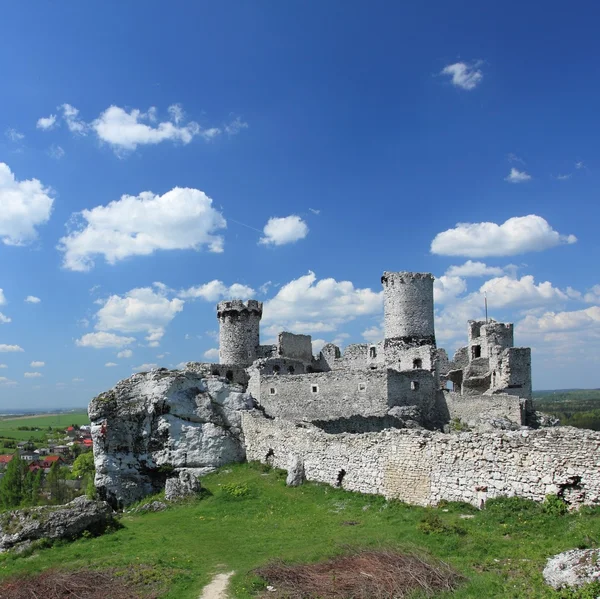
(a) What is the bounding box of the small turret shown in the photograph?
[216,300,263,366]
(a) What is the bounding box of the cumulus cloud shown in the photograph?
[36,115,57,130]
[431,215,577,258]
[0,289,5,305]
[440,61,483,90]
[105,362,117,367]
[30,361,44,368]
[0,313,11,324]
[179,281,255,302]
[0,163,54,246]
[583,285,600,304]
[0,345,24,352]
[0,364,6,368]
[92,105,203,152]
[311,339,327,354]
[25,296,41,304]
[519,306,600,335]
[434,276,468,304]
[117,349,133,359]
[445,261,509,278]
[262,271,382,335]
[362,326,383,343]
[259,215,308,246]
[224,116,248,136]
[94,285,184,346]
[479,275,569,308]
[203,348,219,360]
[505,168,532,183]
[75,332,135,349]
[58,187,226,271]
[24,372,42,378]
[133,363,158,372]
[72,377,84,382]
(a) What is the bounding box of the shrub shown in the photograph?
[417,512,466,535]
[543,494,568,516]
[484,496,541,518]
[220,483,252,500]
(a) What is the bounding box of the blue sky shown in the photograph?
[1,1,599,409]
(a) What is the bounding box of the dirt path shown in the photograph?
[199,571,235,599]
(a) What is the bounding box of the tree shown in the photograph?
[72,451,95,480]
[47,460,67,505]
[0,454,24,509]
[31,470,43,506]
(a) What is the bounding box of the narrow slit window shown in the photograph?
[358,382,366,392]
[369,346,377,358]
[411,381,420,391]
[269,387,277,395]
[311,384,319,394]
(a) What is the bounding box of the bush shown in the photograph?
[417,512,466,535]
[484,496,541,518]
[220,483,252,500]
[543,494,568,516]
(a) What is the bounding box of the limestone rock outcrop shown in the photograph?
[89,367,254,508]
[0,496,115,552]
[543,548,600,589]
[285,455,305,487]
[165,469,203,501]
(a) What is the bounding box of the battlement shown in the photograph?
[381,271,435,286]
[217,299,263,318]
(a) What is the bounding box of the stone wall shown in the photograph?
[217,300,262,366]
[277,332,313,363]
[442,391,526,427]
[243,413,600,508]
[491,347,532,399]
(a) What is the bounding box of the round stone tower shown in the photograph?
[216,299,263,366]
[381,271,435,341]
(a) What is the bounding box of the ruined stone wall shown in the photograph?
[258,369,390,421]
[243,414,600,508]
[384,339,436,371]
[382,272,435,341]
[277,332,313,363]
[482,322,514,354]
[491,347,532,399]
[443,391,525,426]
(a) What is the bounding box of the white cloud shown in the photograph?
[575,161,584,169]
[25,296,41,304]
[507,153,525,165]
[24,372,42,378]
[0,345,24,352]
[583,285,600,304]
[262,271,382,335]
[72,377,84,382]
[362,326,383,343]
[105,362,118,367]
[30,361,44,368]
[92,105,203,152]
[445,261,508,278]
[505,168,532,183]
[75,332,135,349]
[518,306,600,335]
[5,128,24,142]
[48,145,65,160]
[555,174,571,181]
[0,289,5,305]
[36,115,57,130]
[58,186,226,271]
[309,208,320,215]
[479,275,569,308]
[434,275,467,304]
[117,349,133,359]
[224,116,248,136]
[203,348,219,360]
[0,163,54,246]
[259,215,309,246]
[0,313,11,324]
[0,364,6,368]
[61,104,88,135]
[441,61,483,90]
[133,363,158,372]
[179,281,255,302]
[93,285,184,346]
[311,339,327,354]
[431,215,577,258]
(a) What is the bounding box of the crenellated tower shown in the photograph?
[216,300,263,366]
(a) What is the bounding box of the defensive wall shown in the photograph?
[243,413,600,508]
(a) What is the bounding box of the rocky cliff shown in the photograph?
[89,366,254,508]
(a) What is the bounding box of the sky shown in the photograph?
[1,1,599,409]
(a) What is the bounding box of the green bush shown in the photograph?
[485,495,542,517]
[220,482,252,500]
[417,511,466,535]
[543,494,568,516]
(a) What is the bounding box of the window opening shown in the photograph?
[269,387,277,395]
[413,358,422,369]
[358,382,367,392]
[369,346,377,358]
[287,365,295,374]
[471,345,481,359]
[336,469,346,487]
[311,384,319,394]
[226,370,233,381]
[411,381,420,391]
[273,365,280,375]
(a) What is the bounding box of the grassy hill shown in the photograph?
[0,462,599,598]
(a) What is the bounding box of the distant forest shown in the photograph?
[533,389,600,431]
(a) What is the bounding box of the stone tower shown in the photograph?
[216,300,263,366]
[381,272,435,342]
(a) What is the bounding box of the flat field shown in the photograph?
[0,463,598,598]
[0,411,89,444]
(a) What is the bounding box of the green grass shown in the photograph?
[1,462,599,598]
[0,412,89,445]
